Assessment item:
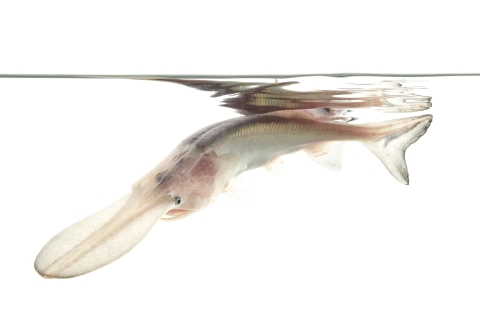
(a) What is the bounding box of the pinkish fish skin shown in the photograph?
[34,113,432,278]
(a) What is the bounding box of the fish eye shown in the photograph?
[174,196,182,206]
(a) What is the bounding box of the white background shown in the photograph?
[1,1,479,319]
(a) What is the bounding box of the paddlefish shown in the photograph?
[34,111,432,278]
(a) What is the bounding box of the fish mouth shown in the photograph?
[161,209,194,221]
[34,192,175,278]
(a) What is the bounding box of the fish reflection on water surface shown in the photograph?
[34,78,433,278]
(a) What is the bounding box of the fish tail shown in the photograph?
[360,114,433,184]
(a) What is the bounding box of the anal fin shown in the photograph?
[303,142,345,172]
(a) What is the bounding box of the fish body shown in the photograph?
[34,112,432,278]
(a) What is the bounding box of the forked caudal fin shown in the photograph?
[361,114,432,185]
[34,192,175,278]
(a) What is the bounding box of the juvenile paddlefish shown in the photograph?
[35,112,432,278]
